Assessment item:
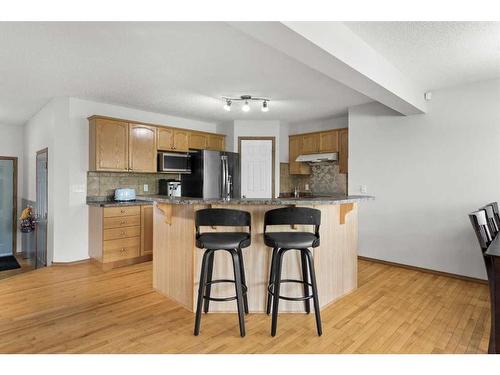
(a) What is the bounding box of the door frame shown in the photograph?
[0,156,17,256]
[238,137,276,198]
[36,148,48,267]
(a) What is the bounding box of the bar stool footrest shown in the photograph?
[203,279,248,302]
[268,279,314,301]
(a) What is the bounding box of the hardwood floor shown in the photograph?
[0,253,35,281]
[0,259,490,353]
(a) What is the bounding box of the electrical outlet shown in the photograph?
[360,185,367,194]
[143,184,149,192]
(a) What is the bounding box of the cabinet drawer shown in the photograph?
[104,206,140,218]
[104,215,141,229]
[103,226,141,241]
[103,244,140,263]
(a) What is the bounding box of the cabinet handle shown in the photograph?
[120,220,126,225]
[120,231,126,236]
[120,209,125,214]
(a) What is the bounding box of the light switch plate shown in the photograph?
[143,184,149,192]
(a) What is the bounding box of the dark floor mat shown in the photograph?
[0,255,21,272]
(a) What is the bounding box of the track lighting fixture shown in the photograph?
[222,95,271,113]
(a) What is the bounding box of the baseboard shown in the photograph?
[358,255,488,285]
[51,259,91,266]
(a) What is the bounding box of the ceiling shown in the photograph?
[0,22,372,126]
[345,21,500,92]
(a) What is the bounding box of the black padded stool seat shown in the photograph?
[194,208,251,338]
[264,232,319,249]
[263,206,322,337]
[197,232,250,250]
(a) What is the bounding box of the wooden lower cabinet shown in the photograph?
[89,204,153,270]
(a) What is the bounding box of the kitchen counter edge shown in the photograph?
[136,195,374,205]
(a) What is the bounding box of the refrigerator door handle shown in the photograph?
[221,156,228,199]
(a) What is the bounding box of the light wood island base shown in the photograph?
[152,201,359,312]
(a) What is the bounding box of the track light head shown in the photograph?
[262,100,269,112]
[223,99,232,111]
[242,100,250,112]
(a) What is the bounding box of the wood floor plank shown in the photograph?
[0,259,490,353]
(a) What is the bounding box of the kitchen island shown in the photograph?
[140,195,373,313]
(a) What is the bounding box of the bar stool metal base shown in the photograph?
[266,247,322,337]
[194,248,249,337]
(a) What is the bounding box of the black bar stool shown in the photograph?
[264,207,322,337]
[487,202,500,230]
[469,209,495,353]
[483,204,500,236]
[194,208,251,337]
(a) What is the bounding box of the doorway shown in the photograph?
[36,148,48,268]
[238,137,275,199]
[0,157,17,259]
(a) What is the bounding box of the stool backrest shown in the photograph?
[487,202,500,231]
[264,207,321,236]
[480,204,499,237]
[195,208,251,236]
[469,210,492,251]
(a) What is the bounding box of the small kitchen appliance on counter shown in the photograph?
[159,179,182,198]
[114,188,136,202]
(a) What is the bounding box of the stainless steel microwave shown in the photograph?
[157,152,191,174]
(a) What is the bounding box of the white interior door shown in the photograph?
[240,139,273,198]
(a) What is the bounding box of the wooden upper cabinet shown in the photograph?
[301,133,320,154]
[339,128,348,174]
[207,134,225,151]
[289,135,310,175]
[158,127,189,151]
[129,124,157,172]
[319,130,339,153]
[90,116,226,172]
[157,128,174,151]
[189,132,208,150]
[173,130,189,151]
[90,118,129,171]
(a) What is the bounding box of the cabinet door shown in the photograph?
[140,205,153,256]
[129,124,157,172]
[94,119,129,171]
[339,128,348,174]
[319,130,339,152]
[173,130,189,151]
[289,136,310,175]
[301,133,320,154]
[189,132,208,150]
[207,134,225,151]
[157,128,174,151]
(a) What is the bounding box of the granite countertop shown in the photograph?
[86,197,154,207]
[137,194,374,205]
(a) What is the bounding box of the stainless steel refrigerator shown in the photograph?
[181,150,241,199]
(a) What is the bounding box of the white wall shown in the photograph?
[349,79,500,279]
[23,98,60,263]
[23,97,217,263]
[288,116,348,135]
[0,123,24,253]
[216,121,235,152]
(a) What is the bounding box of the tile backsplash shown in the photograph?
[280,162,346,195]
[87,172,180,197]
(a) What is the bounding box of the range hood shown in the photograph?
[295,152,338,163]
